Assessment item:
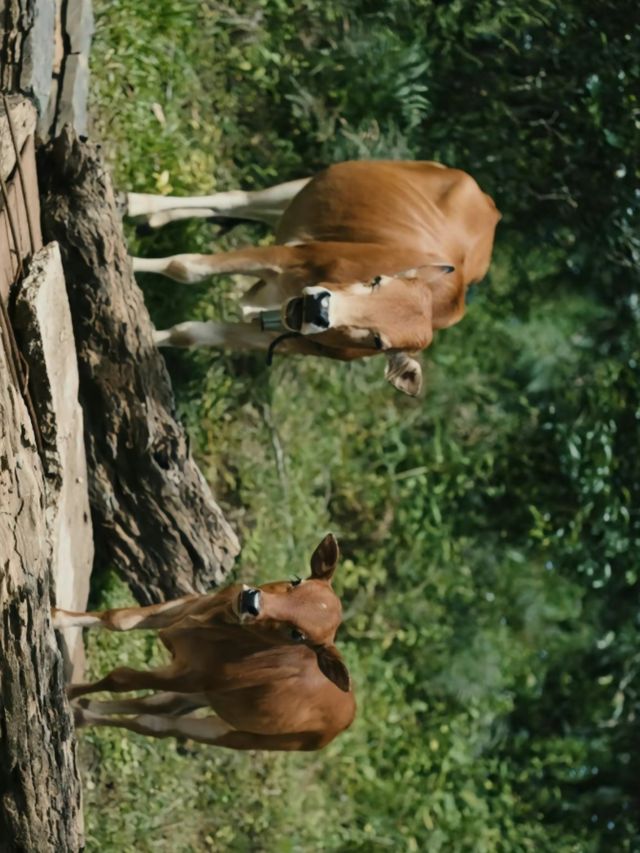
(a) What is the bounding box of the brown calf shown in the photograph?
[129,160,500,395]
[53,535,355,751]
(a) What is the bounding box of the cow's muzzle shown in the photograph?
[284,289,331,333]
[239,587,262,618]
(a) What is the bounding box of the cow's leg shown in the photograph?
[52,596,200,633]
[152,321,340,352]
[137,208,218,228]
[127,177,311,229]
[81,691,210,717]
[153,321,371,356]
[153,320,281,350]
[131,244,295,284]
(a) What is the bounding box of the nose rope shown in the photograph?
[266,332,302,366]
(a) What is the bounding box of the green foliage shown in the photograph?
[85,0,640,850]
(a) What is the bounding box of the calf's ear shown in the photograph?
[316,644,351,692]
[310,533,340,580]
[385,352,423,397]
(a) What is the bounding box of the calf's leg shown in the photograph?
[75,710,319,750]
[67,663,201,701]
[80,691,209,717]
[75,708,233,741]
[53,595,201,632]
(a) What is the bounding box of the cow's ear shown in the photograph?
[395,263,455,282]
[310,533,340,581]
[316,644,351,692]
[385,352,422,397]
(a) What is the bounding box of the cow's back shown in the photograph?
[276,160,500,285]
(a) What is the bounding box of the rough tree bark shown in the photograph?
[0,0,93,138]
[12,242,95,680]
[0,405,83,852]
[38,126,240,605]
[1,247,84,852]
[1,97,84,852]
[1,7,237,851]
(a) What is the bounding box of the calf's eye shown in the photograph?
[371,275,383,289]
[373,333,384,350]
[290,628,306,642]
[290,575,302,587]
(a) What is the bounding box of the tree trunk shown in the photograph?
[0,0,93,138]
[1,101,83,850]
[0,319,84,853]
[37,126,240,605]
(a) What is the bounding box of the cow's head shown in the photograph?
[234,534,351,692]
[281,264,453,357]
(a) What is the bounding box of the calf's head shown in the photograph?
[235,534,351,692]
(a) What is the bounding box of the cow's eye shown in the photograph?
[373,333,384,350]
[290,576,302,587]
[371,275,383,289]
[290,628,306,642]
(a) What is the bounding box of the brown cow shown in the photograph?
[129,160,500,396]
[53,535,355,751]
